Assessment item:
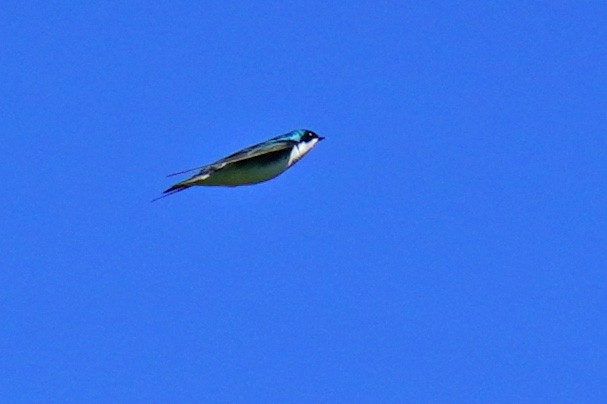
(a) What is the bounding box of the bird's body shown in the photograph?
[154,129,324,200]
[194,146,292,186]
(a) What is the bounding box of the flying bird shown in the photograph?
[153,129,324,201]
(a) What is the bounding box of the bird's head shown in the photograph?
[297,129,325,144]
[288,129,324,165]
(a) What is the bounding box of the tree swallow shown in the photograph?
[153,129,324,201]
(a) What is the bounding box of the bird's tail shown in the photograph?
[150,184,189,202]
[152,169,212,202]
[151,177,200,202]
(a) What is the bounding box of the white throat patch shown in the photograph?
[288,138,319,166]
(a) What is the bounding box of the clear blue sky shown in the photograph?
[1,2,605,402]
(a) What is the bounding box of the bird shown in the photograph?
[153,129,325,201]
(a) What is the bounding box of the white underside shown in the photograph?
[288,138,319,166]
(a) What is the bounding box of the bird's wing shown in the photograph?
[167,139,297,177]
[212,139,296,167]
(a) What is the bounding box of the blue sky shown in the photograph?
[1,1,605,402]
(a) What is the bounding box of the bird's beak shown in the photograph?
[318,136,325,141]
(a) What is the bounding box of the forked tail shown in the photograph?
[151,183,191,202]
